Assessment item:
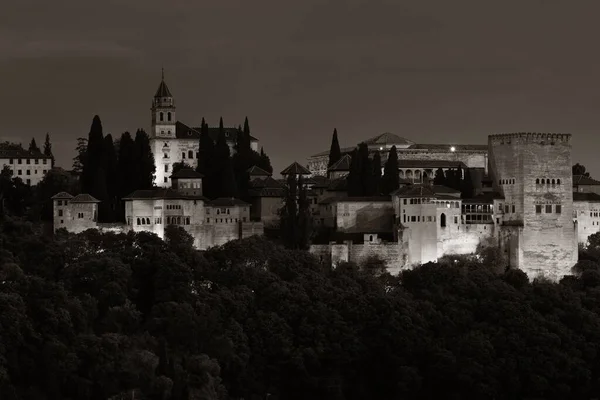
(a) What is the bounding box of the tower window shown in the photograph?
[545,205,552,213]
[160,112,164,122]
[556,205,562,214]
[440,213,446,228]
[188,150,193,159]
[167,112,172,121]
[182,152,186,159]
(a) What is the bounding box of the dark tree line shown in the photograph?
[433,167,474,198]
[345,143,400,197]
[279,173,312,250]
[3,217,600,399]
[77,115,156,222]
[196,116,272,200]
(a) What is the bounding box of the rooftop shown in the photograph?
[248,165,272,176]
[391,184,461,198]
[209,197,249,207]
[573,175,600,186]
[71,194,100,203]
[51,192,74,200]
[171,168,203,179]
[328,154,352,171]
[281,161,311,176]
[123,188,207,201]
[363,132,415,147]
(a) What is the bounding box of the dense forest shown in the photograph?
[1,215,600,399]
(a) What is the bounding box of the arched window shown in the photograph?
[167,112,172,121]
[160,112,164,122]
[536,178,540,184]
[512,179,515,184]
[541,179,545,184]
[440,213,447,228]
[369,235,373,242]
[145,217,150,225]
[557,179,561,185]
[552,179,555,184]
[137,217,141,225]
[188,150,193,159]
[227,209,230,215]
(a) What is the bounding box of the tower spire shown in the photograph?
[161,67,165,81]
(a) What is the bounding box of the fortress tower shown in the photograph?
[488,133,577,279]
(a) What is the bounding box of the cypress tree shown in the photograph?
[347,148,362,197]
[43,133,54,166]
[357,143,372,196]
[371,152,382,195]
[28,138,40,153]
[116,132,135,221]
[433,168,446,185]
[381,146,399,195]
[461,168,475,199]
[81,115,105,194]
[327,128,342,168]
[258,147,273,174]
[197,120,217,198]
[279,173,298,248]
[214,123,238,198]
[133,129,155,189]
[102,134,118,221]
[297,174,313,250]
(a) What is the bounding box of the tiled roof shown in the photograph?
[154,79,173,97]
[573,192,600,202]
[51,192,74,200]
[328,154,352,171]
[171,168,203,179]
[123,188,207,201]
[176,122,259,142]
[0,143,52,160]
[327,177,348,192]
[71,194,100,203]
[320,195,391,205]
[281,161,311,176]
[248,165,271,176]
[209,197,249,207]
[397,160,467,169]
[363,132,415,146]
[309,175,330,188]
[407,144,488,151]
[391,184,460,197]
[573,175,600,185]
[248,177,286,197]
[311,146,355,158]
[462,192,504,204]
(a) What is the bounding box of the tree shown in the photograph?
[433,168,446,185]
[573,163,591,177]
[102,134,118,222]
[81,115,105,194]
[327,128,342,168]
[258,147,273,174]
[213,119,238,198]
[28,138,40,154]
[197,120,217,198]
[279,173,298,248]
[460,168,475,199]
[381,146,399,195]
[371,152,382,195]
[72,137,88,175]
[43,133,54,166]
[346,143,374,197]
[133,129,155,190]
[296,174,313,250]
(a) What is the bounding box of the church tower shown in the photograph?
[150,69,178,187]
[151,69,176,139]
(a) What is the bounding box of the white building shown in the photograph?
[0,143,53,185]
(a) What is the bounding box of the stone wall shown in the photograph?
[335,200,394,232]
[310,239,406,275]
[54,201,98,234]
[440,223,495,256]
[574,200,600,245]
[151,138,199,187]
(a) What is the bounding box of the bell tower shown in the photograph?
[151,68,176,139]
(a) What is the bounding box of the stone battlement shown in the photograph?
[489,132,571,146]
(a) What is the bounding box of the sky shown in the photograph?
[1,0,600,176]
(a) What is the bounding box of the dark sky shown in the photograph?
[2,0,600,176]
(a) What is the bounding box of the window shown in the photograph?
[43,170,47,174]
[440,213,446,228]
[57,200,63,206]
[26,159,30,165]
[160,112,164,121]
[58,210,63,217]
[8,158,12,163]
[536,205,542,214]
[454,216,458,224]
[512,205,515,213]
[167,112,172,121]
[403,199,407,205]
[43,159,47,164]
[35,159,39,164]
[182,152,186,159]
[137,218,141,225]
[536,178,540,184]
[207,218,210,223]
[165,164,169,172]
[188,150,193,159]
[164,177,168,183]
[556,205,562,214]
[545,205,552,213]
[18,159,22,164]
[505,205,509,213]
[155,217,162,224]
[78,213,84,219]
[557,179,561,185]
[26,170,30,175]
[17,170,22,175]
